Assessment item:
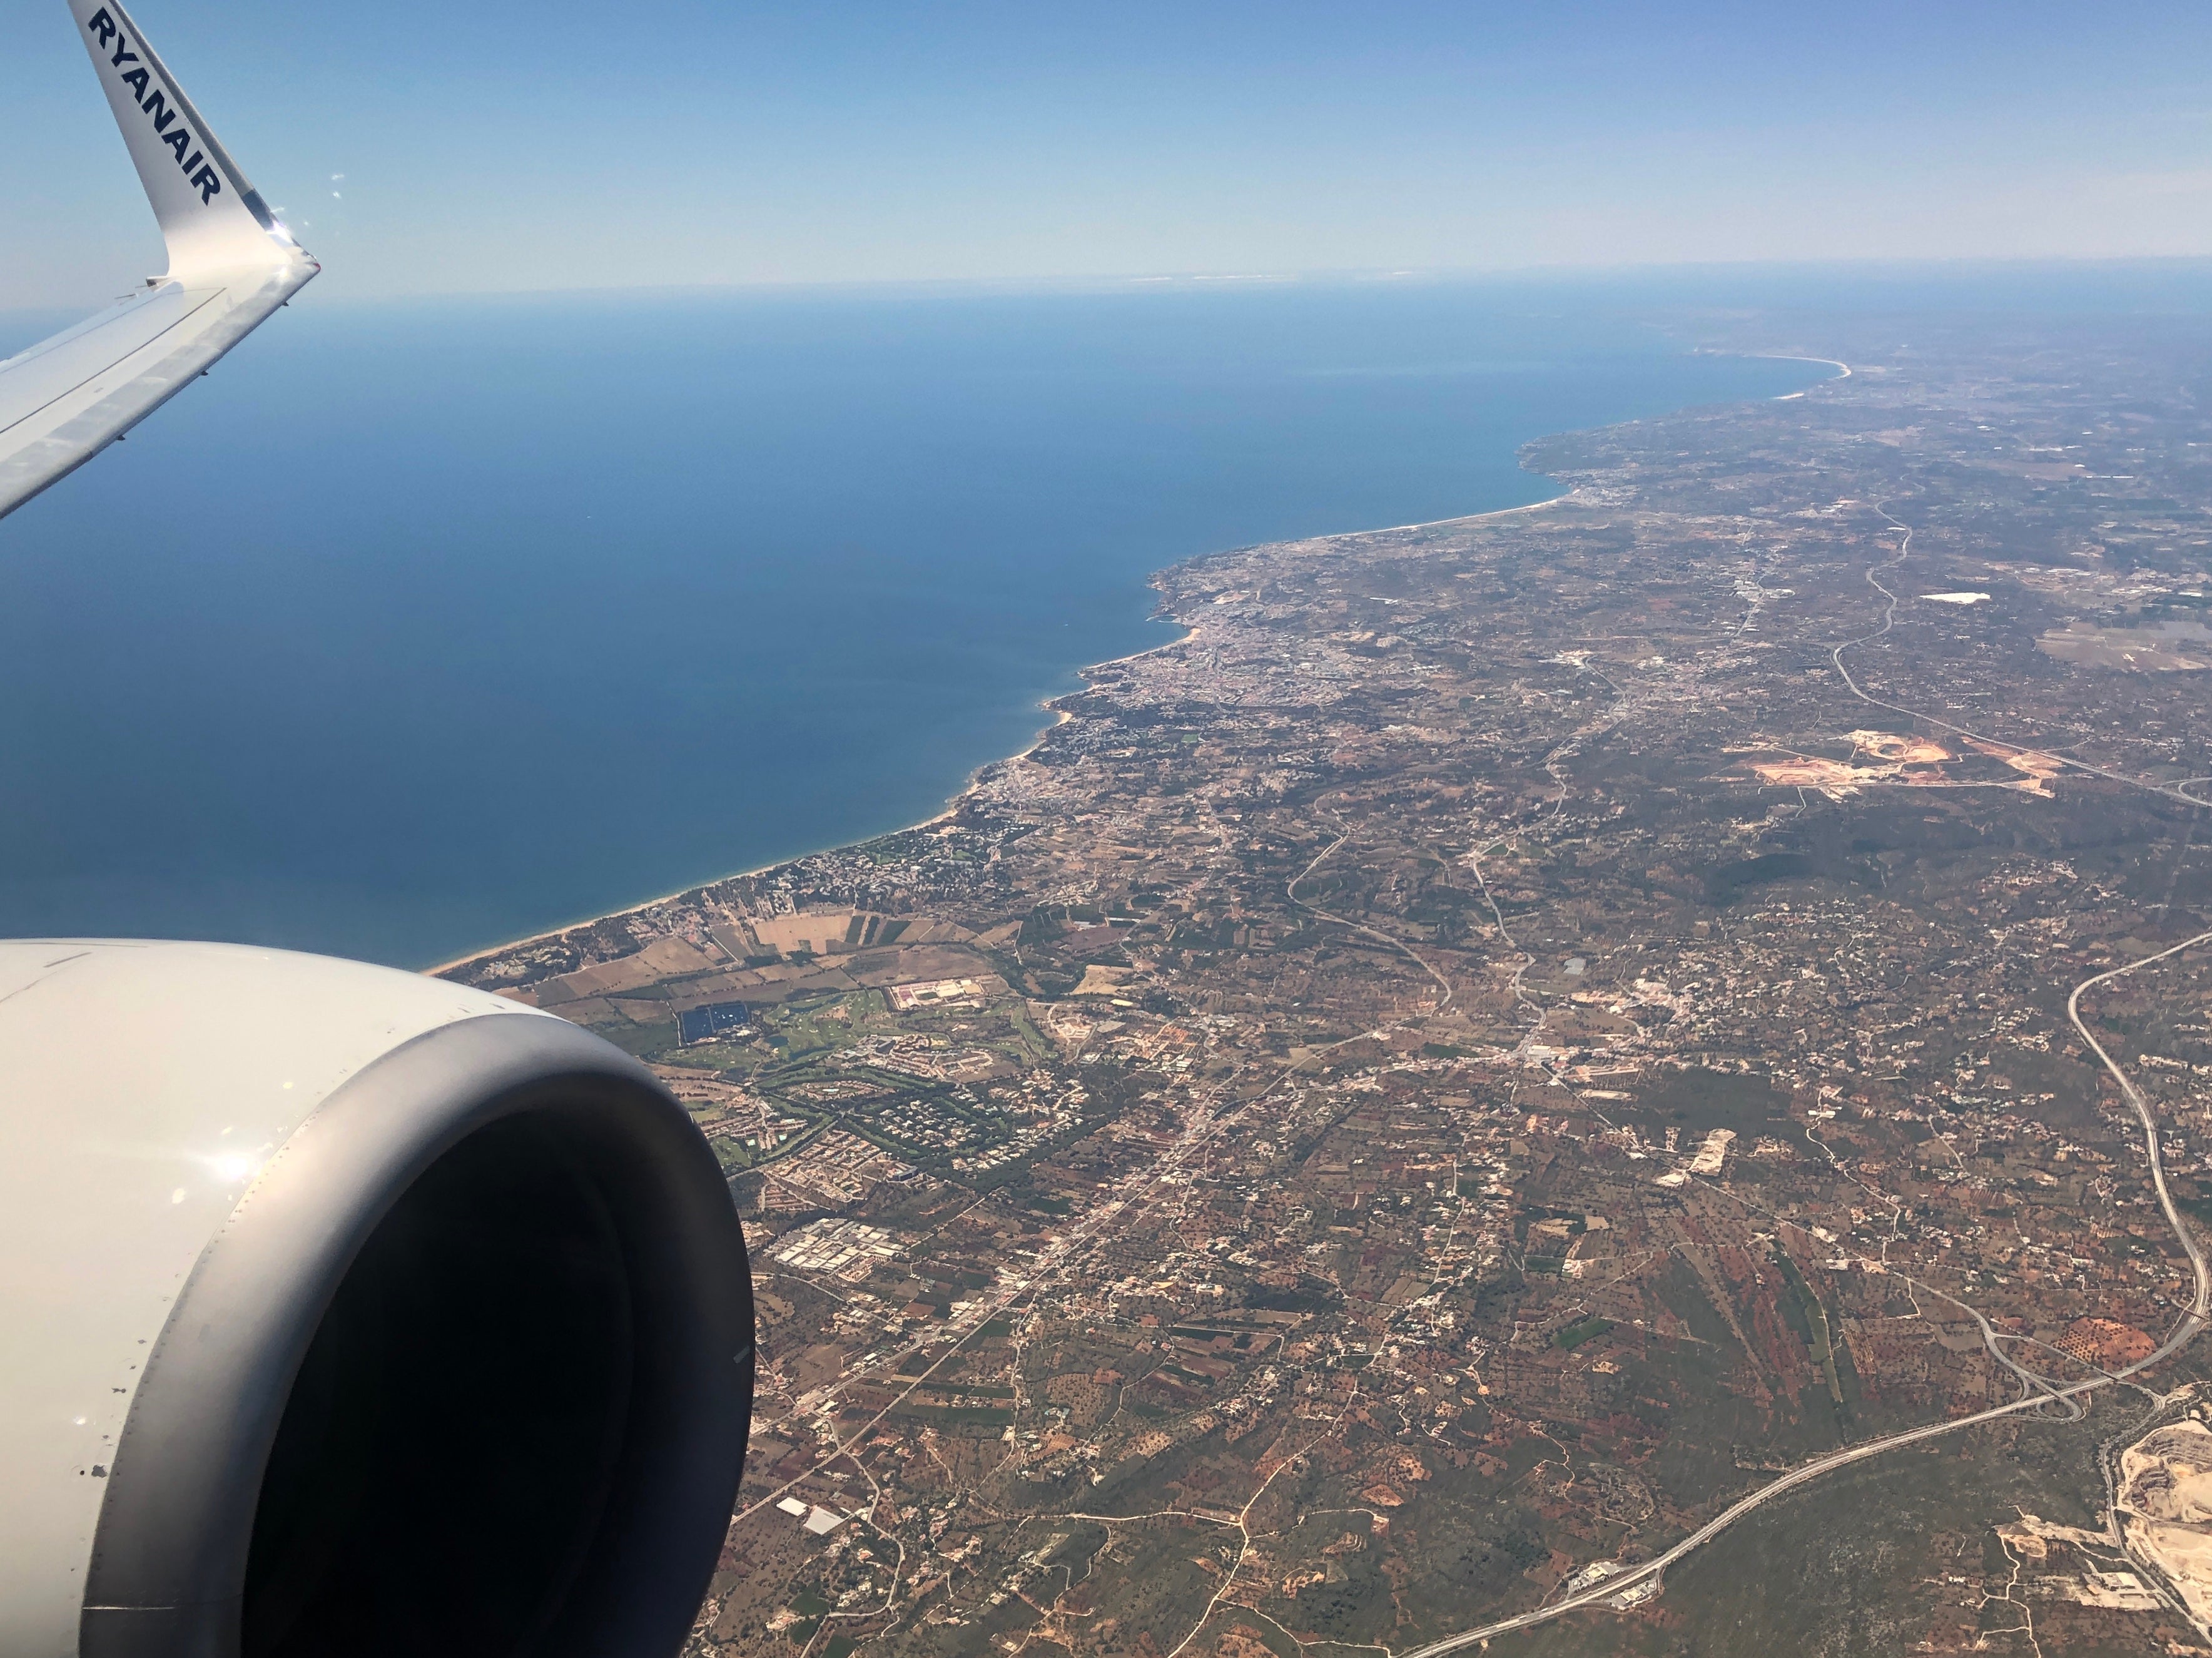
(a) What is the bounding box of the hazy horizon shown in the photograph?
[16,255,2212,342]
[7,0,2212,308]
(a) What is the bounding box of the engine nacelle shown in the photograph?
[0,941,755,1658]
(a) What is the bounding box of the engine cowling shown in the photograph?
[0,940,754,1658]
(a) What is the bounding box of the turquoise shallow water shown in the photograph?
[0,278,1823,965]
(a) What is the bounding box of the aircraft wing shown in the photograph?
[0,11,760,1657]
[0,0,318,522]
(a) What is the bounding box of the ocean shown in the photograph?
[0,277,1826,965]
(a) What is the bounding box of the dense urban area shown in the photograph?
[447,312,2212,1655]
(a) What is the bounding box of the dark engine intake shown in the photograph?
[0,945,756,1658]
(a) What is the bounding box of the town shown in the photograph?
[444,312,2212,1657]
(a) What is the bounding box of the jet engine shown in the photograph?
[0,940,756,1658]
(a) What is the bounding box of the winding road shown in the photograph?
[1393,932,2212,1657]
[1389,503,2212,1652]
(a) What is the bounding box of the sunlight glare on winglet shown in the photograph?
[0,0,320,523]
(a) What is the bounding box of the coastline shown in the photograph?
[634,316,2212,1654]
[424,699,1080,978]
[1754,352,1852,379]
[426,348,1848,981]
[424,487,1581,979]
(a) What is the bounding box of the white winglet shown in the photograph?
[70,0,305,279]
[0,3,318,522]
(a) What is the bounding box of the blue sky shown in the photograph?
[6,0,2212,305]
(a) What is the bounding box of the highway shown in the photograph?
[1289,822,1458,1014]
[2066,928,2212,1328]
[1400,1297,2204,1657]
[1393,515,2212,1655]
[778,511,2212,1654]
[1832,507,2208,808]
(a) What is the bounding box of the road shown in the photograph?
[2066,928,2212,1327]
[752,507,2212,1652]
[1394,1359,2164,1655]
[1389,516,2212,1655]
[1289,825,1458,1014]
[1832,507,2207,808]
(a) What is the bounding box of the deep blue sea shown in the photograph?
[0,278,1832,966]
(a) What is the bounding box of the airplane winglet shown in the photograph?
[0,3,318,521]
[67,0,312,280]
